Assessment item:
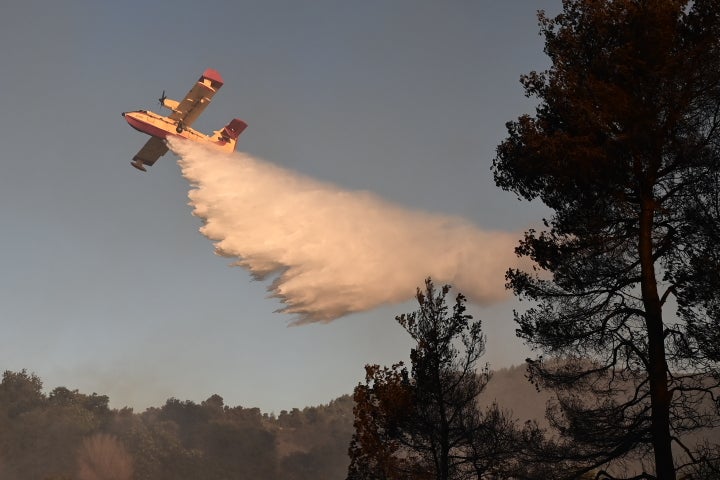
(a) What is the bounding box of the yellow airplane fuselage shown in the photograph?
[122,110,236,152]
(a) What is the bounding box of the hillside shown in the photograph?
[6,366,715,479]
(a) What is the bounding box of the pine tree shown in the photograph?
[493,1,720,478]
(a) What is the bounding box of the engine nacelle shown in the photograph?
[161,98,180,111]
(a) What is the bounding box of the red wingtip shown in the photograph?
[201,68,224,88]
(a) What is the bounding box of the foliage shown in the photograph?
[347,279,520,480]
[348,363,416,480]
[493,1,720,479]
[0,369,354,480]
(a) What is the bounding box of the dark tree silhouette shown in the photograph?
[347,363,417,480]
[493,1,720,479]
[347,279,518,480]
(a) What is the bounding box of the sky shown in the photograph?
[0,0,561,413]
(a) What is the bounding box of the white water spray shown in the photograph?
[171,139,521,324]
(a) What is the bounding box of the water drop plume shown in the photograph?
[170,139,521,325]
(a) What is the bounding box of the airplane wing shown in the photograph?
[167,69,224,129]
[131,137,168,171]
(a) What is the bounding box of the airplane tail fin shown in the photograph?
[216,118,248,152]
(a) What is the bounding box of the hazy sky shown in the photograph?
[0,0,560,413]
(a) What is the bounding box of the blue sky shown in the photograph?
[0,0,559,413]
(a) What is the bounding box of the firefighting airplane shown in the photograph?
[122,68,247,172]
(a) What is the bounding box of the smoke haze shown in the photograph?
[171,139,521,324]
[77,434,133,480]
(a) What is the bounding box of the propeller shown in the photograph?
[158,90,167,107]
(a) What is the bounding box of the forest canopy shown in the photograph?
[0,369,353,480]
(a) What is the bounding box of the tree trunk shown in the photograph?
[435,358,450,480]
[639,196,676,480]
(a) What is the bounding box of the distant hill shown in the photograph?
[0,369,354,480]
[481,364,551,426]
[0,366,550,480]
[2,366,716,479]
